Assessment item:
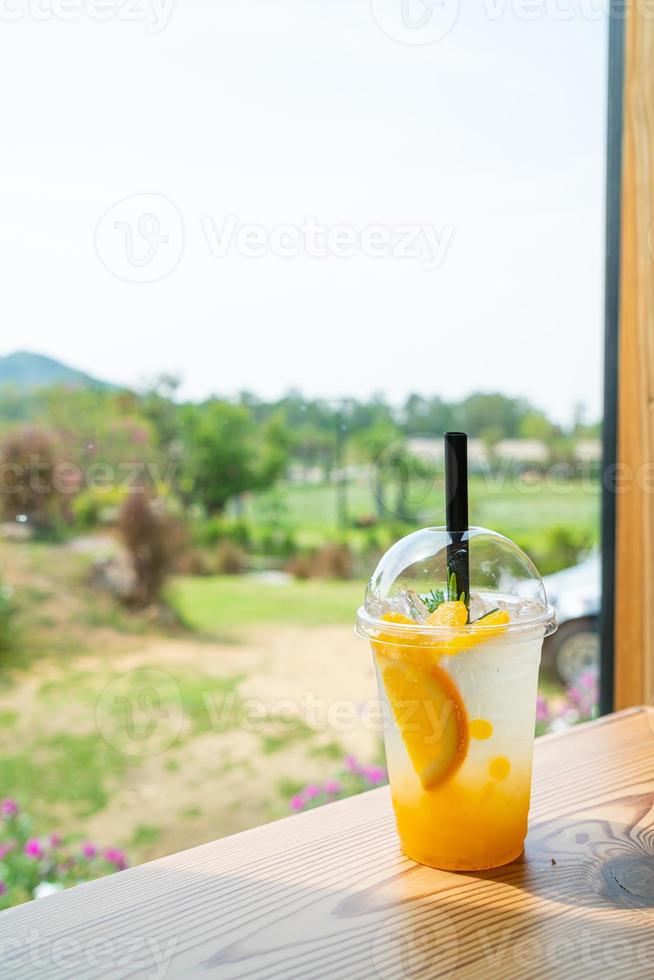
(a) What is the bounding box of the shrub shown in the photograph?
[0,426,69,533]
[544,524,594,571]
[285,552,313,580]
[254,525,298,559]
[286,543,352,580]
[117,493,174,607]
[354,514,377,528]
[193,516,251,550]
[517,524,594,576]
[170,547,214,576]
[0,799,128,910]
[215,539,248,575]
[70,486,129,530]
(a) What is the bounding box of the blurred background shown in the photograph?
[0,0,605,905]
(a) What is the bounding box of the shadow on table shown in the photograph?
[1,792,654,979]
[472,788,654,912]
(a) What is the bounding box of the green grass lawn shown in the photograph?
[171,575,365,635]
[246,475,600,541]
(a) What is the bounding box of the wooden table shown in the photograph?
[1,707,653,979]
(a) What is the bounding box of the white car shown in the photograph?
[542,553,600,684]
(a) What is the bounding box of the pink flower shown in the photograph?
[344,755,360,774]
[0,842,14,860]
[578,668,597,688]
[363,766,387,785]
[49,834,62,849]
[290,795,304,812]
[0,799,19,819]
[567,669,598,719]
[324,780,341,795]
[24,839,43,860]
[303,784,320,800]
[0,882,6,896]
[103,848,127,871]
[536,694,550,724]
[81,842,97,859]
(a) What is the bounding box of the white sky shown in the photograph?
[0,0,607,424]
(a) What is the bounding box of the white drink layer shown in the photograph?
[377,634,543,800]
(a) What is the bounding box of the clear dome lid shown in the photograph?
[356,526,556,639]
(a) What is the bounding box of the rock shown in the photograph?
[0,521,33,542]
[91,553,137,601]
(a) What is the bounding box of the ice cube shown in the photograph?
[468,592,489,623]
[384,591,418,621]
[364,594,386,619]
[405,589,428,623]
[513,598,545,620]
[365,588,428,623]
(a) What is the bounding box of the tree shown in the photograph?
[140,374,182,450]
[181,401,288,513]
[32,386,162,489]
[402,395,453,435]
[352,419,401,518]
[479,426,503,457]
[458,393,530,439]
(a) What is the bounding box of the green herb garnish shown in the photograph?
[447,569,468,608]
[423,575,468,617]
[423,588,445,614]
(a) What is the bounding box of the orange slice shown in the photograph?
[370,604,510,789]
[433,607,510,657]
[378,654,469,790]
[370,612,424,664]
[372,607,510,666]
[427,600,468,628]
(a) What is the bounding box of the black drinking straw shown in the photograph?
[444,432,470,607]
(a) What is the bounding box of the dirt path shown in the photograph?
[0,538,382,863]
[0,620,381,863]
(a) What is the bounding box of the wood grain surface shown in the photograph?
[615,0,654,709]
[1,708,653,979]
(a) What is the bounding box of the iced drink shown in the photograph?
[356,525,555,871]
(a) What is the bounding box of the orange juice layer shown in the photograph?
[391,771,531,870]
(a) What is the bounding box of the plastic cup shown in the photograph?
[356,526,556,871]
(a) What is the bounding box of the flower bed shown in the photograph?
[537,669,599,736]
[0,800,128,909]
[289,756,388,813]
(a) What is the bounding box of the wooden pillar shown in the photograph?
[615,0,654,708]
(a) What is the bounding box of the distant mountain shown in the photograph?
[0,351,116,391]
